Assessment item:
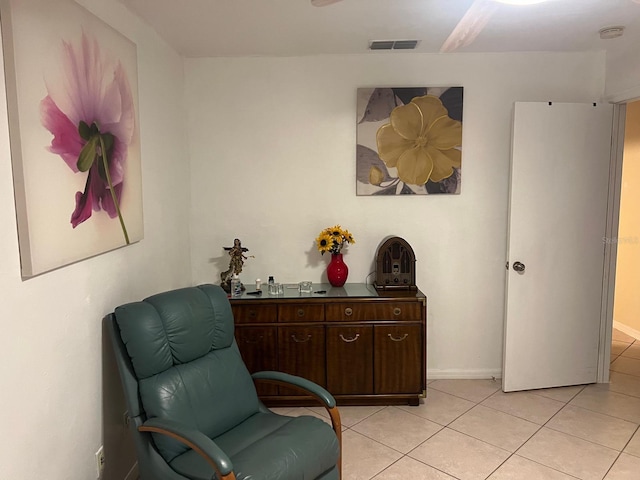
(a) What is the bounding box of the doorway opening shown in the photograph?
[599,99,640,384]
[611,99,640,352]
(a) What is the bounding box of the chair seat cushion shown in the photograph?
[169,412,339,480]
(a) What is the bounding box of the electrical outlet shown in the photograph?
[95,446,105,478]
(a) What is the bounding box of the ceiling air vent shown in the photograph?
[369,40,419,50]
[369,40,395,50]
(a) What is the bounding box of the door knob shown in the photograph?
[513,261,526,272]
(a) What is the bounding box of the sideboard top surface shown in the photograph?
[230,283,425,303]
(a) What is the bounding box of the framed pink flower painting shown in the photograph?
[1,0,143,278]
[356,87,463,195]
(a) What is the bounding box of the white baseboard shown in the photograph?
[613,321,640,341]
[124,462,138,480]
[427,368,502,380]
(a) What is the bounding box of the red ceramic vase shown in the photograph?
[326,253,348,287]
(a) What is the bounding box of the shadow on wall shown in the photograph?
[102,318,138,480]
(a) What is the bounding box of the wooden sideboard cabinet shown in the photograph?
[230,283,426,406]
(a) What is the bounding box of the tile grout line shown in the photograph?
[495,375,640,479]
[619,423,640,455]
[333,334,639,479]
[392,385,579,478]
[482,394,567,480]
[598,422,640,480]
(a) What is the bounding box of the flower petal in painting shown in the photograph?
[396,146,433,185]
[389,103,423,140]
[71,162,124,228]
[427,115,463,150]
[40,96,84,171]
[411,95,449,129]
[71,170,95,227]
[376,124,412,168]
[97,181,123,219]
[47,33,134,186]
[376,93,462,187]
[427,146,461,182]
[444,147,462,169]
[41,31,135,237]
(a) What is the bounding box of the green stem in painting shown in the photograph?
[99,135,130,244]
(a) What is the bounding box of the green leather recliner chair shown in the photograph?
[107,284,342,479]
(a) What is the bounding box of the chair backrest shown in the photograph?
[112,284,260,462]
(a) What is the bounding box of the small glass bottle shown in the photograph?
[231,274,242,297]
[268,276,275,286]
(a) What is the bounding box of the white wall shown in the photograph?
[0,1,191,479]
[605,40,640,101]
[186,52,606,379]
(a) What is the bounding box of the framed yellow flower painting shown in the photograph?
[356,87,463,195]
[1,0,143,278]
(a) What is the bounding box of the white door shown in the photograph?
[503,102,613,392]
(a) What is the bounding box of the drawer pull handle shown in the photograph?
[344,307,353,316]
[244,336,263,344]
[393,307,402,316]
[297,309,305,317]
[339,333,360,343]
[248,310,257,318]
[388,333,408,342]
[291,334,312,343]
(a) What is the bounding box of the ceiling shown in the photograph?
[119,0,640,58]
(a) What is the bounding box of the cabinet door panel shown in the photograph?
[374,325,423,394]
[235,326,278,396]
[278,326,326,396]
[326,325,373,394]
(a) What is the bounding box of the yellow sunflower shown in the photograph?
[316,225,355,255]
[329,225,344,238]
[316,232,334,254]
[343,230,355,244]
[376,94,462,186]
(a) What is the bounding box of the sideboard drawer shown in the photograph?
[278,304,325,322]
[326,302,422,321]
[232,305,277,324]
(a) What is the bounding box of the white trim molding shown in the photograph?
[427,368,502,380]
[613,321,640,342]
[606,85,640,105]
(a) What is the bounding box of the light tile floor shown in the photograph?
[273,329,640,480]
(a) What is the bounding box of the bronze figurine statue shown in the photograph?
[220,238,250,293]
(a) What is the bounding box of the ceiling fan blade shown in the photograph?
[440,0,499,53]
[311,0,343,6]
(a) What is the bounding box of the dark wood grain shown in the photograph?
[230,286,426,406]
[234,326,278,395]
[277,325,326,395]
[374,324,423,394]
[326,325,373,394]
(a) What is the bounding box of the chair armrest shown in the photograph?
[251,371,336,407]
[139,417,235,480]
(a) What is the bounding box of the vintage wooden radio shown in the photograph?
[374,236,417,291]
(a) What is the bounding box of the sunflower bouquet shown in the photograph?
[316,225,355,255]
